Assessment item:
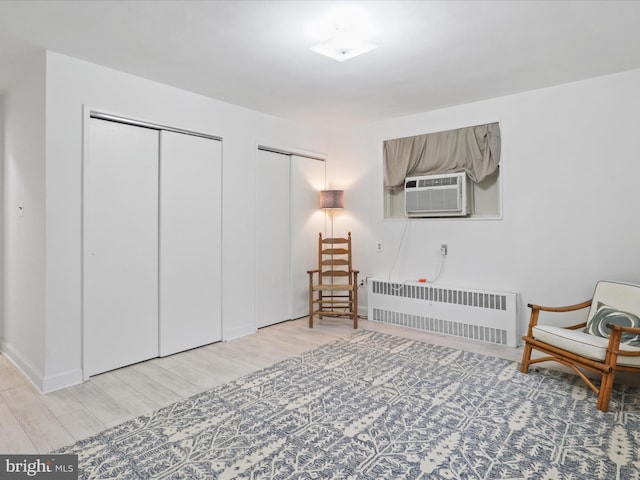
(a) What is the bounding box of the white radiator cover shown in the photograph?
[368,279,519,347]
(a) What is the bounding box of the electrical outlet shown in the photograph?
[440,244,448,256]
[376,241,383,252]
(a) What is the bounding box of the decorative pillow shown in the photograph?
[585,301,640,346]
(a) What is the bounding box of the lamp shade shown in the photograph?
[319,190,344,209]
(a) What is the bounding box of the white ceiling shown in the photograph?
[1,0,640,127]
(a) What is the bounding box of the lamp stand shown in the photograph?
[329,210,334,238]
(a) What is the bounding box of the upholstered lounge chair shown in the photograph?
[521,280,640,412]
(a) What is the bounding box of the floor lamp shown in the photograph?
[319,189,344,238]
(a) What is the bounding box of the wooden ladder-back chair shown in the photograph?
[521,280,640,411]
[307,232,359,329]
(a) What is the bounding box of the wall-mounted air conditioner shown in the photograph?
[405,172,472,217]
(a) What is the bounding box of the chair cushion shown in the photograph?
[585,301,640,347]
[533,325,609,361]
[533,325,640,367]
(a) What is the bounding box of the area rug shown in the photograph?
[57,331,640,479]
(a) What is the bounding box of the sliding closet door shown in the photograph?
[159,131,222,356]
[290,156,325,319]
[254,150,325,327]
[254,150,291,328]
[84,119,159,376]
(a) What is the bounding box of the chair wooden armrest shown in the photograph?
[307,269,319,275]
[527,299,593,313]
[525,299,592,335]
[607,323,640,335]
[606,324,640,357]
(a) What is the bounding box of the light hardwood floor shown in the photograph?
[0,317,632,454]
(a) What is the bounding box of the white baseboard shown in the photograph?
[42,368,84,393]
[0,340,45,392]
[1,339,83,393]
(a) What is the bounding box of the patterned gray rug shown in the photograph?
[57,331,640,479]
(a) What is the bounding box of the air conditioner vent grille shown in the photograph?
[419,176,459,187]
[406,188,460,213]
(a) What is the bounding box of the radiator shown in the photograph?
[367,279,519,347]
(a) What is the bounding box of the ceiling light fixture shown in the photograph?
[309,6,377,62]
[310,27,377,62]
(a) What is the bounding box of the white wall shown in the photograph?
[1,51,46,383]
[0,95,4,342]
[331,68,640,334]
[0,50,330,392]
